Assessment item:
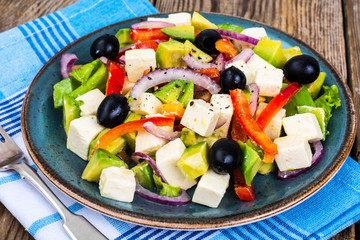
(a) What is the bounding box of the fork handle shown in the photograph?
[5,162,108,240]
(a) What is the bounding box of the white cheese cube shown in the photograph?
[99,167,135,202]
[240,27,267,40]
[75,88,105,116]
[256,102,286,141]
[282,113,323,142]
[168,13,191,26]
[156,139,197,190]
[225,60,255,84]
[67,115,105,160]
[147,17,169,22]
[210,94,233,138]
[129,93,162,115]
[192,169,230,208]
[135,128,171,156]
[180,99,220,137]
[125,49,156,83]
[246,53,276,74]
[254,68,284,97]
[274,135,312,171]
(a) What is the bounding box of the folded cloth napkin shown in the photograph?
[0,0,360,239]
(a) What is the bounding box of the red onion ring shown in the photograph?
[246,83,259,117]
[60,53,78,79]
[131,152,167,183]
[98,56,108,65]
[215,117,227,130]
[131,21,175,29]
[215,29,259,50]
[135,181,191,206]
[118,55,125,65]
[278,141,324,179]
[143,122,181,140]
[212,53,226,71]
[129,68,221,99]
[226,48,254,65]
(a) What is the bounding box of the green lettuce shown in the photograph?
[153,173,181,197]
[314,85,341,136]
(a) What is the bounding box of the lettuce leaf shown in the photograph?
[314,85,341,136]
[153,173,181,197]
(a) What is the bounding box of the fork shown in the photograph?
[0,125,108,240]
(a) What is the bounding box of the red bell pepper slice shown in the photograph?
[233,168,255,201]
[230,114,248,143]
[256,82,302,130]
[230,89,278,155]
[195,68,220,83]
[215,38,238,60]
[130,28,169,42]
[105,61,125,95]
[91,117,174,156]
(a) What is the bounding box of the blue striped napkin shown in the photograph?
[1,0,360,239]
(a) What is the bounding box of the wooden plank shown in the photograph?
[0,0,354,239]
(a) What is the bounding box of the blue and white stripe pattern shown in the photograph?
[1,0,360,239]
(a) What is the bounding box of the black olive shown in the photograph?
[194,29,222,55]
[208,138,242,174]
[220,66,247,93]
[97,94,129,128]
[90,34,119,60]
[283,55,320,84]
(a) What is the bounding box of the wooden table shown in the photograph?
[0,0,359,239]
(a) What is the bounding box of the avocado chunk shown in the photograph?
[238,141,262,186]
[183,40,212,63]
[191,11,218,31]
[258,162,277,175]
[284,86,315,116]
[180,128,219,148]
[156,40,190,68]
[53,77,80,109]
[161,25,195,41]
[69,62,108,99]
[154,79,186,103]
[306,72,326,100]
[70,59,103,83]
[217,23,245,33]
[282,46,302,61]
[88,128,126,160]
[131,161,154,190]
[178,81,194,107]
[253,38,287,68]
[82,148,128,182]
[177,141,209,180]
[63,95,81,135]
[153,173,181,197]
[115,28,134,47]
[123,112,142,151]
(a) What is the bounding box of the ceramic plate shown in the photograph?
[22,13,356,229]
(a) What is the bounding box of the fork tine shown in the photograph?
[0,125,23,167]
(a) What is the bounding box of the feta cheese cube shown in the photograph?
[135,127,171,156]
[246,53,276,74]
[274,135,312,171]
[147,17,169,22]
[210,94,233,138]
[282,113,323,142]
[254,68,284,97]
[180,99,220,137]
[168,13,191,26]
[256,102,285,141]
[99,167,135,202]
[130,93,162,115]
[192,169,230,208]
[225,60,255,84]
[75,88,105,116]
[125,49,156,82]
[156,139,197,190]
[67,115,105,160]
[240,27,267,40]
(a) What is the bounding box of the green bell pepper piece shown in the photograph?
[284,86,315,116]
